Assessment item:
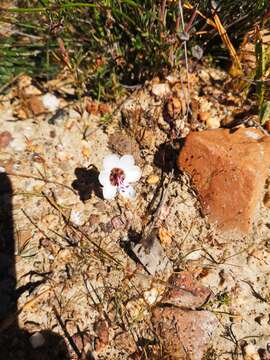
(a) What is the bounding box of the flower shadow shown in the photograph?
[72,165,103,201]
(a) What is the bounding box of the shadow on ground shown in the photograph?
[0,173,70,359]
[153,141,179,174]
[72,166,103,202]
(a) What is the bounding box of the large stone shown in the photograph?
[152,271,218,359]
[152,307,218,360]
[177,127,270,233]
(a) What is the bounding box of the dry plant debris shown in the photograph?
[0,62,270,360]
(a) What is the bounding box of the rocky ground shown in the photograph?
[0,63,270,360]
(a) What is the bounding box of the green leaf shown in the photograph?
[6,3,96,13]
[260,101,270,125]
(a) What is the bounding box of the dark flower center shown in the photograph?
[110,168,125,186]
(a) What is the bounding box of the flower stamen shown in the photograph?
[109,168,125,187]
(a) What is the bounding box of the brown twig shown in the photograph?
[7,172,76,193]
[141,170,174,249]
[53,305,81,358]
[178,0,191,116]
[242,280,268,303]
[69,222,122,266]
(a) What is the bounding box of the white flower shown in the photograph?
[42,93,60,112]
[98,154,141,200]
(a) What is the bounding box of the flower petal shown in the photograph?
[98,170,111,186]
[103,154,120,171]
[119,183,136,199]
[124,165,141,183]
[102,184,117,200]
[119,155,134,167]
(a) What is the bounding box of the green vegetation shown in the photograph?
[0,0,269,101]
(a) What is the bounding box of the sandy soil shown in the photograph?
[0,67,270,360]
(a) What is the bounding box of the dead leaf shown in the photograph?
[17,74,42,96]
[151,83,170,97]
[198,111,210,123]
[15,230,32,254]
[15,95,46,118]
[98,103,111,115]
[167,96,182,119]
[85,100,111,116]
[27,96,46,116]
[85,100,99,115]
[137,128,156,149]
[158,227,172,246]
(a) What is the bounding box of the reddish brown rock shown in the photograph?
[152,307,218,360]
[151,271,218,359]
[94,319,109,352]
[177,127,270,233]
[161,271,212,309]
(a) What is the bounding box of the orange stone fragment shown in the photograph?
[177,128,270,233]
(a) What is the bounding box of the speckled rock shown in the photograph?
[177,127,270,233]
[152,307,218,360]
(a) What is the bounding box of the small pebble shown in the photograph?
[147,174,159,185]
[185,250,203,261]
[111,216,126,230]
[42,93,60,112]
[192,45,203,60]
[206,117,220,129]
[243,344,260,360]
[198,111,210,123]
[144,288,159,305]
[70,209,84,226]
[10,137,26,152]
[0,131,12,149]
[29,332,45,349]
[152,83,170,98]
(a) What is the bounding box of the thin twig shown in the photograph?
[178,0,191,115]
[242,280,268,303]
[142,169,174,246]
[7,172,76,193]
[53,305,81,358]
[69,223,122,266]
[22,209,50,241]
[0,73,23,95]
